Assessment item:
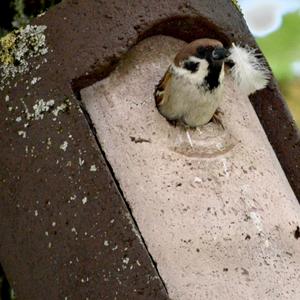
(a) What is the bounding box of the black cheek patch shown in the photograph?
[225,59,235,69]
[196,47,206,59]
[204,63,222,91]
[183,61,199,73]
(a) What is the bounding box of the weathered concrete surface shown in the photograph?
[82,36,300,300]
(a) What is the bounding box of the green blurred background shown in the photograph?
[239,0,300,126]
[257,11,300,125]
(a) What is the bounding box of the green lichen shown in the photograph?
[0,32,17,65]
[231,0,242,13]
[0,24,48,88]
[17,97,72,126]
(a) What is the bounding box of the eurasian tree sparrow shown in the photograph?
[154,38,270,131]
[154,38,230,128]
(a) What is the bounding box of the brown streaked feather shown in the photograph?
[154,67,172,106]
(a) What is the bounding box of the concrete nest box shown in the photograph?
[1,1,300,299]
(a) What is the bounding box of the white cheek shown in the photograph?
[220,64,225,81]
[171,58,209,85]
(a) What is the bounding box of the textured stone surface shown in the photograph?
[82,35,300,300]
[0,0,299,298]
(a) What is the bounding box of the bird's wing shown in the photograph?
[154,67,172,107]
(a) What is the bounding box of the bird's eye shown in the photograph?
[183,60,199,73]
[212,48,230,60]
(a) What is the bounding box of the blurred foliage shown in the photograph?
[0,0,61,37]
[12,0,30,29]
[257,12,300,81]
[257,11,300,126]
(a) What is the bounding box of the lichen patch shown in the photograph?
[52,98,71,117]
[31,76,41,85]
[90,165,97,172]
[32,99,55,120]
[18,130,26,138]
[82,197,88,205]
[0,25,48,88]
[60,141,68,151]
[15,97,71,125]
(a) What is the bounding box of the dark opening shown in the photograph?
[0,264,14,300]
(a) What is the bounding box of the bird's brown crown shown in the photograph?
[174,38,224,66]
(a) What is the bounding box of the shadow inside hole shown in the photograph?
[71,16,231,94]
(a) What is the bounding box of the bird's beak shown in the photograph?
[212,48,230,61]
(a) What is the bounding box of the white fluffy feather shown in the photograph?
[228,44,270,96]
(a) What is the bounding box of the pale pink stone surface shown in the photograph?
[81,36,300,300]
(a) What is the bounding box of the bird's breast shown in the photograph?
[159,75,224,127]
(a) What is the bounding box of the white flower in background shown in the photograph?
[292,61,300,76]
[239,0,300,37]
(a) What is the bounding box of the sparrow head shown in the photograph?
[174,38,229,67]
[172,38,230,90]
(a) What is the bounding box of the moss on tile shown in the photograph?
[231,0,242,13]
